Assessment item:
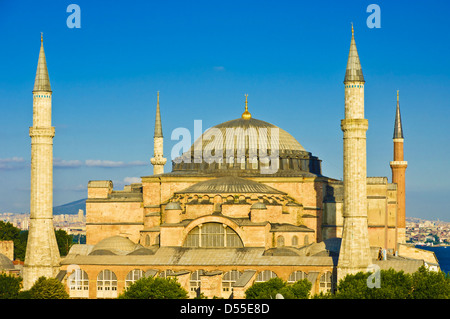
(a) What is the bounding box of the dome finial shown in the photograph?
[41,32,43,43]
[242,94,251,120]
[351,22,354,36]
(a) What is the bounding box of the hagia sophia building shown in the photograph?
[13,27,440,299]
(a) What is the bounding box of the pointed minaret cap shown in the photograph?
[344,23,365,84]
[154,91,163,138]
[394,90,404,139]
[33,33,51,92]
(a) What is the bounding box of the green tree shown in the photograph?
[54,229,73,257]
[27,276,69,299]
[118,276,188,299]
[371,268,413,299]
[280,279,312,299]
[333,266,450,299]
[334,272,373,299]
[245,277,311,299]
[335,269,414,299]
[245,277,285,299]
[0,221,20,240]
[0,273,22,299]
[411,266,450,299]
[0,221,27,261]
[15,231,28,261]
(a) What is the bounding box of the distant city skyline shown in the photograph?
[0,0,449,221]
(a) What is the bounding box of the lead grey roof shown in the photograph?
[0,253,14,270]
[175,176,286,195]
[344,29,365,83]
[33,37,51,92]
[61,246,335,267]
[233,270,257,287]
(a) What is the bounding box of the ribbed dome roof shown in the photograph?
[189,117,306,156]
[175,176,286,195]
[171,114,322,176]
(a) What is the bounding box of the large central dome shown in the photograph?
[192,117,307,154]
[172,108,322,176]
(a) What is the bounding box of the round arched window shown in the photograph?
[183,222,243,248]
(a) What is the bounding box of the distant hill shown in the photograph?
[53,199,86,215]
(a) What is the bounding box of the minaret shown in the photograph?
[337,25,372,282]
[390,91,407,245]
[23,34,60,290]
[150,91,167,174]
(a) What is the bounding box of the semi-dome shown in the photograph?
[172,114,322,176]
[175,176,286,195]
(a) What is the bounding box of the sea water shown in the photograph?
[415,245,450,275]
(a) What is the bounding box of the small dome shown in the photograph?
[251,202,267,210]
[0,253,14,270]
[92,236,137,254]
[165,201,182,210]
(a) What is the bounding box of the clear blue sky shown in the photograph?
[0,0,449,221]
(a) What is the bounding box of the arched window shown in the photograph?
[190,270,204,294]
[68,268,89,298]
[288,271,307,283]
[222,270,242,294]
[97,270,117,298]
[255,270,277,283]
[319,271,333,293]
[183,222,243,248]
[125,269,144,288]
[304,235,309,246]
[145,235,150,246]
[158,269,175,278]
[292,236,298,247]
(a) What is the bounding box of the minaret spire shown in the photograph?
[344,24,364,84]
[154,91,163,138]
[151,91,167,175]
[393,90,403,138]
[33,33,51,92]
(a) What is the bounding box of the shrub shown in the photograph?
[0,273,22,299]
[118,276,188,299]
[245,277,311,299]
[28,276,69,299]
